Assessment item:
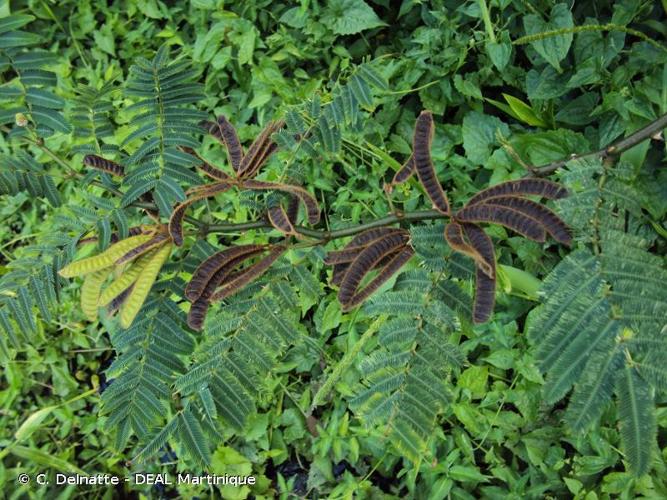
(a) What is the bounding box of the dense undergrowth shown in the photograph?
[1,0,666,498]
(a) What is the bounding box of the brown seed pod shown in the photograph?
[242,180,320,225]
[444,222,494,279]
[180,146,230,181]
[209,245,286,302]
[237,120,285,179]
[342,246,415,311]
[461,223,495,279]
[169,183,233,246]
[338,232,409,307]
[106,284,134,316]
[388,155,415,190]
[185,245,265,303]
[267,204,298,237]
[187,297,210,331]
[200,116,244,172]
[412,111,450,214]
[473,267,496,324]
[285,194,299,224]
[486,197,572,246]
[83,155,125,177]
[466,178,568,206]
[115,232,170,266]
[325,228,405,265]
[455,203,546,242]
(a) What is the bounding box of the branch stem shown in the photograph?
[529,112,667,176]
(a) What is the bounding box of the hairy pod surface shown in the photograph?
[59,234,154,278]
[461,223,496,279]
[343,246,415,310]
[412,111,450,214]
[338,231,410,308]
[185,245,265,302]
[455,203,547,242]
[237,120,284,178]
[209,245,286,302]
[81,268,113,322]
[488,197,572,246]
[466,178,568,206]
[473,267,496,324]
[242,180,320,224]
[83,154,125,177]
[268,204,297,237]
[120,242,173,329]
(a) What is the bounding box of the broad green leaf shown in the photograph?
[523,4,574,71]
[325,0,387,36]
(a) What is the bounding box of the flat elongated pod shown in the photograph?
[120,243,172,329]
[325,247,364,265]
[473,267,496,323]
[388,155,415,190]
[461,223,496,279]
[285,194,299,225]
[338,232,409,307]
[186,250,253,331]
[81,268,113,322]
[115,232,169,265]
[180,146,230,181]
[486,197,572,246]
[187,298,210,331]
[268,204,298,237]
[444,222,494,279]
[455,204,546,242]
[330,248,402,286]
[237,120,285,179]
[325,228,404,264]
[412,111,450,214]
[99,250,157,306]
[83,155,125,177]
[169,183,233,246]
[107,284,133,315]
[346,227,402,248]
[343,246,415,311]
[242,180,320,224]
[331,263,350,286]
[209,245,286,302]
[466,178,568,206]
[59,234,154,278]
[78,226,148,246]
[185,245,265,302]
[200,116,244,172]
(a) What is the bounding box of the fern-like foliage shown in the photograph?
[274,62,387,158]
[349,269,464,462]
[0,13,67,203]
[120,45,207,216]
[0,210,96,362]
[527,157,667,476]
[100,296,194,452]
[100,240,313,467]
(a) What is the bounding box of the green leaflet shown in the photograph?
[120,243,172,328]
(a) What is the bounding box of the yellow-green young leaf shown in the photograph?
[81,268,113,322]
[59,234,154,278]
[120,243,172,329]
[14,406,55,441]
[98,250,156,306]
[502,94,548,128]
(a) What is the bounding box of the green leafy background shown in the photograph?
[1,0,666,498]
